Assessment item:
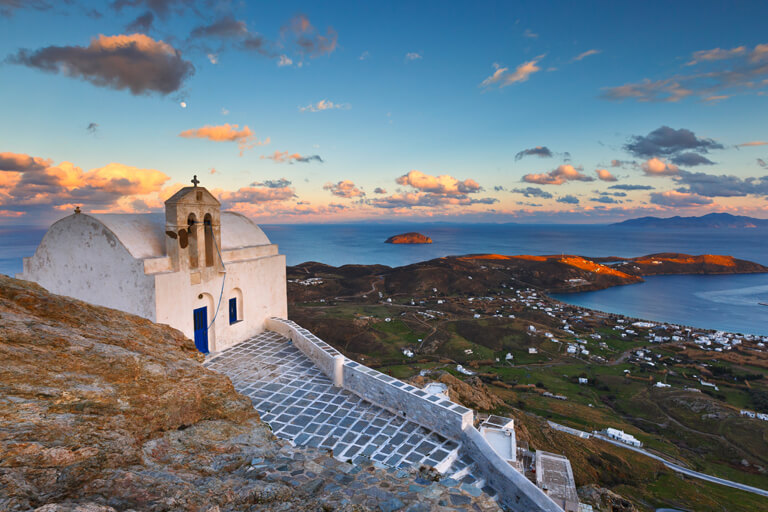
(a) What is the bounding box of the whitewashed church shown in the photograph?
[18,178,287,354]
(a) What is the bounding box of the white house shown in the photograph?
[18,181,287,354]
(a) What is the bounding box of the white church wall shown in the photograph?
[154,251,287,353]
[18,214,156,319]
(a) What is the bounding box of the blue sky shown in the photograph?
[1,0,767,225]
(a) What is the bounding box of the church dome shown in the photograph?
[83,211,271,260]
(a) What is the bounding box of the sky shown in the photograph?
[1,0,768,226]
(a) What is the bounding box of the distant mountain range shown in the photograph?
[614,213,768,228]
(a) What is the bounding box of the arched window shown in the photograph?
[204,213,214,267]
[187,213,198,269]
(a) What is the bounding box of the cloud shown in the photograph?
[650,190,713,207]
[641,158,680,176]
[359,51,370,61]
[609,184,655,191]
[373,170,495,209]
[738,141,768,147]
[260,151,324,164]
[522,164,594,185]
[277,54,292,66]
[523,29,538,38]
[624,126,723,159]
[396,170,481,195]
[556,195,579,204]
[323,180,364,198]
[511,187,553,199]
[0,0,50,17]
[405,52,422,61]
[281,14,337,58]
[218,183,296,205]
[595,190,627,197]
[254,178,291,188]
[572,49,601,62]
[178,124,268,155]
[190,16,249,39]
[480,57,543,89]
[0,151,170,217]
[126,11,154,32]
[515,146,552,160]
[261,151,323,164]
[590,195,620,204]
[111,0,193,19]
[373,187,387,194]
[611,159,633,167]
[595,169,617,182]
[9,33,194,96]
[0,152,50,171]
[686,46,746,66]
[758,158,767,168]
[673,171,768,197]
[602,43,768,102]
[670,152,715,166]
[370,192,497,209]
[299,99,350,112]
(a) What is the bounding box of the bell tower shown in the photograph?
[164,175,222,275]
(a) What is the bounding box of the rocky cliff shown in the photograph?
[385,232,433,244]
[0,275,500,511]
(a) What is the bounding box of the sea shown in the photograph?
[2,223,767,335]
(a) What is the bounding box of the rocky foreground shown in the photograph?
[0,275,499,512]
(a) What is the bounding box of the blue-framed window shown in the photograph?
[229,297,238,324]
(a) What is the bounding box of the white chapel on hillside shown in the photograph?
[18,178,287,354]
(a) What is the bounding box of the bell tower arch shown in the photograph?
[164,176,221,273]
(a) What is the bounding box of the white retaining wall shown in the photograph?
[265,317,560,512]
[461,426,563,512]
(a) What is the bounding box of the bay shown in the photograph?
[3,222,767,334]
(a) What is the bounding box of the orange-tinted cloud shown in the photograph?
[323,180,364,198]
[523,165,594,185]
[10,33,194,95]
[642,158,680,176]
[650,190,714,207]
[595,169,617,182]
[282,14,337,58]
[179,123,268,155]
[0,151,170,218]
[480,57,543,89]
[396,170,481,195]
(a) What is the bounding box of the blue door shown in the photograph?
[193,306,208,353]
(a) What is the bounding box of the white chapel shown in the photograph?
[18,178,287,354]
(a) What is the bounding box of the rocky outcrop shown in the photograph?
[577,485,639,512]
[0,275,500,511]
[613,253,768,276]
[410,371,505,412]
[385,232,433,244]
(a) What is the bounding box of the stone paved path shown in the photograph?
[204,331,496,502]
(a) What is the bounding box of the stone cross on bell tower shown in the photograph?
[191,175,200,187]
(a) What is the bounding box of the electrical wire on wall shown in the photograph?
[190,220,227,332]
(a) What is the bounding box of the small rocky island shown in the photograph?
[385,232,432,244]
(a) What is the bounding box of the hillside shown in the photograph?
[0,275,499,512]
[288,253,767,304]
[613,213,768,229]
[287,254,768,512]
